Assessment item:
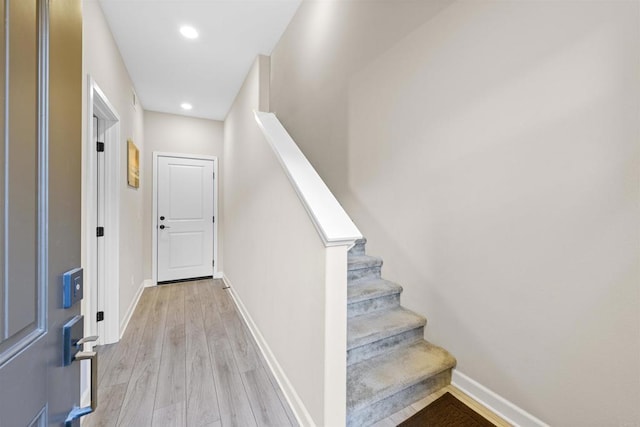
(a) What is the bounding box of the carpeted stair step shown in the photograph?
[349,238,367,256]
[347,278,402,318]
[347,307,425,365]
[348,254,383,282]
[347,341,457,427]
[345,236,456,426]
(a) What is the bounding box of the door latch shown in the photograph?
[63,315,99,426]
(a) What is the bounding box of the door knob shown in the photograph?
[159,225,171,230]
[77,335,98,346]
[160,216,165,220]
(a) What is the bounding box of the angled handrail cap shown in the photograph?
[254,110,362,247]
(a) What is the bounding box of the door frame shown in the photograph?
[152,152,219,284]
[84,76,120,345]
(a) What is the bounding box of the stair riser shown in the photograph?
[348,266,381,282]
[348,293,400,318]
[348,327,423,366]
[348,245,366,256]
[349,239,367,256]
[347,369,452,427]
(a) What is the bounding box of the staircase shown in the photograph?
[346,238,456,426]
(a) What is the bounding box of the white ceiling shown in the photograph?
[99,0,301,121]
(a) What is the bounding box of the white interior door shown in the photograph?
[157,156,214,282]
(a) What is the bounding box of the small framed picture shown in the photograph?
[127,139,139,188]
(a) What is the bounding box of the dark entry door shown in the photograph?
[0,0,83,425]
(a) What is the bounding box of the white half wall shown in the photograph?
[223,56,344,426]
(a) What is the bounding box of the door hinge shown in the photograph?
[96,227,104,237]
[212,260,215,267]
[97,311,104,322]
[212,216,215,223]
[213,172,215,180]
[97,141,105,152]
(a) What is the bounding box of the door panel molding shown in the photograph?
[0,0,48,368]
[152,152,219,284]
[1,0,83,424]
[28,405,47,427]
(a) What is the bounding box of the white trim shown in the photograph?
[254,111,362,247]
[143,279,155,288]
[84,76,120,346]
[452,370,550,427]
[119,280,145,339]
[322,246,347,426]
[80,386,90,408]
[152,152,219,284]
[213,271,224,279]
[223,275,314,427]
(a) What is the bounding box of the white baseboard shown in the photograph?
[452,370,549,427]
[119,280,145,339]
[143,279,156,287]
[213,271,224,279]
[222,275,313,427]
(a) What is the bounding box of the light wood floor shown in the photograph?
[84,279,298,427]
[85,278,509,427]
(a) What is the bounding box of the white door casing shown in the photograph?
[84,77,120,346]
[155,154,216,282]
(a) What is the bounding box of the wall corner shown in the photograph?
[258,54,271,113]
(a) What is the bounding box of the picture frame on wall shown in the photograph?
[127,139,140,188]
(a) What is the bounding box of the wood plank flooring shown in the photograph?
[84,279,298,427]
[85,278,508,427]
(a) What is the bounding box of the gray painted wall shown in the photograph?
[142,111,224,279]
[270,1,640,425]
[223,57,331,425]
[83,0,145,328]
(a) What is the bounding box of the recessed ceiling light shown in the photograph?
[181,102,193,110]
[179,25,199,39]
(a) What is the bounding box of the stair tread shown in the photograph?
[348,279,402,303]
[348,307,425,349]
[348,254,383,270]
[347,340,456,411]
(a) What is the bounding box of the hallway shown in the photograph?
[84,279,298,427]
